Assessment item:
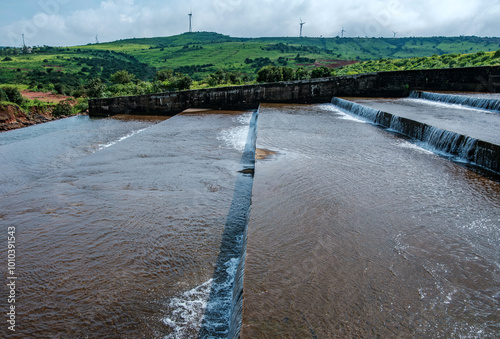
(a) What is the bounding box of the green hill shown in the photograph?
[1,32,500,94]
[77,32,500,79]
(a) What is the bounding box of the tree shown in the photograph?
[110,70,135,84]
[155,69,174,82]
[52,100,73,117]
[2,87,24,105]
[173,74,192,90]
[282,67,295,81]
[257,66,283,83]
[0,88,8,102]
[86,78,106,98]
[311,66,332,78]
[295,67,310,80]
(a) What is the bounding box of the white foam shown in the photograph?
[318,104,368,123]
[403,98,492,114]
[162,279,213,339]
[336,112,367,123]
[217,126,249,151]
[162,258,241,338]
[217,113,253,151]
[397,140,434,154]
[97,128,148,151]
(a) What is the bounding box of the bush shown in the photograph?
[0,88,7,102]
[173,74,192,90]
[295,67,310,80]
[2,57,13,61]
[74,98,88,113]
[2,86,24,105]
[54,83,68,95]
[86,78,106,98]
[110,70,135,84]
[257,66,283,83]
[311,66,332,78]
[155,69,174,82]
[52,100,73,117]
[494,49,500,58]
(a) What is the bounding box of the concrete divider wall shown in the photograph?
[89,66,500,117]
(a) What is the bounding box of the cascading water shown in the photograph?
[197,109,258,338]
[331,97,383,124]
[410,90,500,113]
[331,97,500,175]
[422,126,477,160]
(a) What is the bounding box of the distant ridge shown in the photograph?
[1,31,499,86]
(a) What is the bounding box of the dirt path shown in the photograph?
[21,90,70,103]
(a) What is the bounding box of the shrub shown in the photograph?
[155,70,174,82]
[311,66,332,78]
[173,74,192,90]
[257,66,283,83]
[54,83,68,95]
[2,56,13,61]
[494,49,500,58]
[74,98,88,113]
[52,100,73,117]
[0,88,7,101]
[2,86,24,105]
[86,78,106,98]
[110,70,135,84]
[295,67,310,80]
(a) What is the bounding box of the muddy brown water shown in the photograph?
[241,103,499,338]
[0,103,498,338]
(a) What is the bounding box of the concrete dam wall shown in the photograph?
[89,66,500,117]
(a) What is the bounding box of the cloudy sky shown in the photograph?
[1,0,499,47]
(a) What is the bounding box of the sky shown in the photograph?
[1,0,499,47]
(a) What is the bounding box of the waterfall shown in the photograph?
[410,91,500,113]
[422,126,477,160]
[331,97,385,125]
[331,97,500,174]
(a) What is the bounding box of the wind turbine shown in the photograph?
[300,18,305,38]
[393,31,398,38]
[95,34,99,44]
[188,9,193,33]
[341,27,346,38]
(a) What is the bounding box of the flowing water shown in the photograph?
[348,98,500,145]
[409,91,500,112]
[2,102,499,338]
[0,111,254,338]
[241,104,500,338]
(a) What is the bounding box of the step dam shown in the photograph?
[3,101,499,338]
[51,66,500,337]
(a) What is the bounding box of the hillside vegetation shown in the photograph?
[74,32,500,79]
[0,32,499,98]
[337,49,500,76]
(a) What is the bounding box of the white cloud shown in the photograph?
[0,0,499,46]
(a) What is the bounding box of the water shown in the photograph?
[409,91,500,112]
[2,104,499,338]
[241,104,500,338]
[349,97,500,145]
[0,111,253,338]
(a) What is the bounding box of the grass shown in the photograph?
[69,33,500,79]
[1,32,500,87]
[336,50,500,76]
